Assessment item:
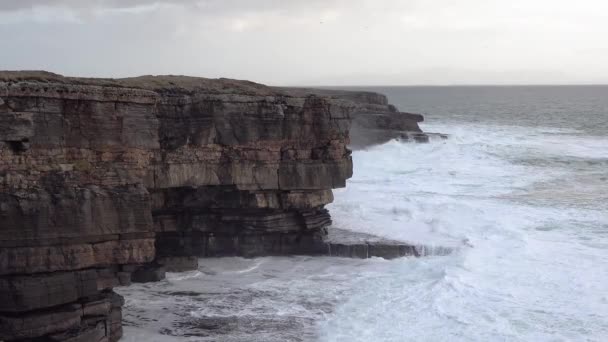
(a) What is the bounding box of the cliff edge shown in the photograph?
[0,71,352,341]
[278,87,438,148]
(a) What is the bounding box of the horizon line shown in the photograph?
[280,83,608,88]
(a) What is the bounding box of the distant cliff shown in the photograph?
[0,71,353,341]
[278,87,429,148]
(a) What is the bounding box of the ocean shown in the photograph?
[119,86,608,341]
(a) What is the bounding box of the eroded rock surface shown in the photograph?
[0,71,353,341]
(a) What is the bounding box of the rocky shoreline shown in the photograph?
[0,71,441,341]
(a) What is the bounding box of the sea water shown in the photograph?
[120,86,608,341]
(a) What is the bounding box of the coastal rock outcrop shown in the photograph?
[279,87,446,148]
[0,71,352,341]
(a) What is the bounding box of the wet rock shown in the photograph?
[48,320,108,342]
[157,256,199,272]
[325,228,455,259]
[0,291,122,342]
[368,244,409,259]
[117,271,132,286]
[131,265,166,283]
[0,303,82,341]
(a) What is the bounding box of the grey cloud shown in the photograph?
[1,0,606,85]
[0,0,150,11]
[0,0,340,13]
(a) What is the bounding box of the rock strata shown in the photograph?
[0,71,352,341]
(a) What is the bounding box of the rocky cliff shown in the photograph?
[0,71,352,341]
[278,87,434,148]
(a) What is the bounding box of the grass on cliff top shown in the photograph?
[0,71,388,101]
[0,70,277,95]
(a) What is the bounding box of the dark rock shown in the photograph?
[350,244,370,259]
[116,272,132,286]
[0,303,82,341]
[328,243,354,258]
[156,256,199,272]
[131,265,166,283]
[0,291,121,341]
[368,244,404,259]
[49,320,107,342]
[278,87,447,149]
[324,228,454,259]
[0,269,98,313]
[0,71,357,340]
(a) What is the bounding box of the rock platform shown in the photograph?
[325,228,455,259]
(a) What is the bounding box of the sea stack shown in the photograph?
[0,71,353,341]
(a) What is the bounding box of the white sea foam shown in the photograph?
[120,121,608,341]
[320,123,608,341]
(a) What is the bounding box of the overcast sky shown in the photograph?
[1,0,607,85]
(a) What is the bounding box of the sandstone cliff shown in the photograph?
[0,71,352,341]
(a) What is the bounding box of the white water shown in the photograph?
[322,122,608,341]
[121,121,608,341]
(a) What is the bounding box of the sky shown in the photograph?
[1,0,607,85]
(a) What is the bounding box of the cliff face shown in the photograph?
[278,87,427,148]
[0,72,352,341]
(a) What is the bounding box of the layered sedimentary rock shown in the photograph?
[0,71,352,341]
[279,87,445,148]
